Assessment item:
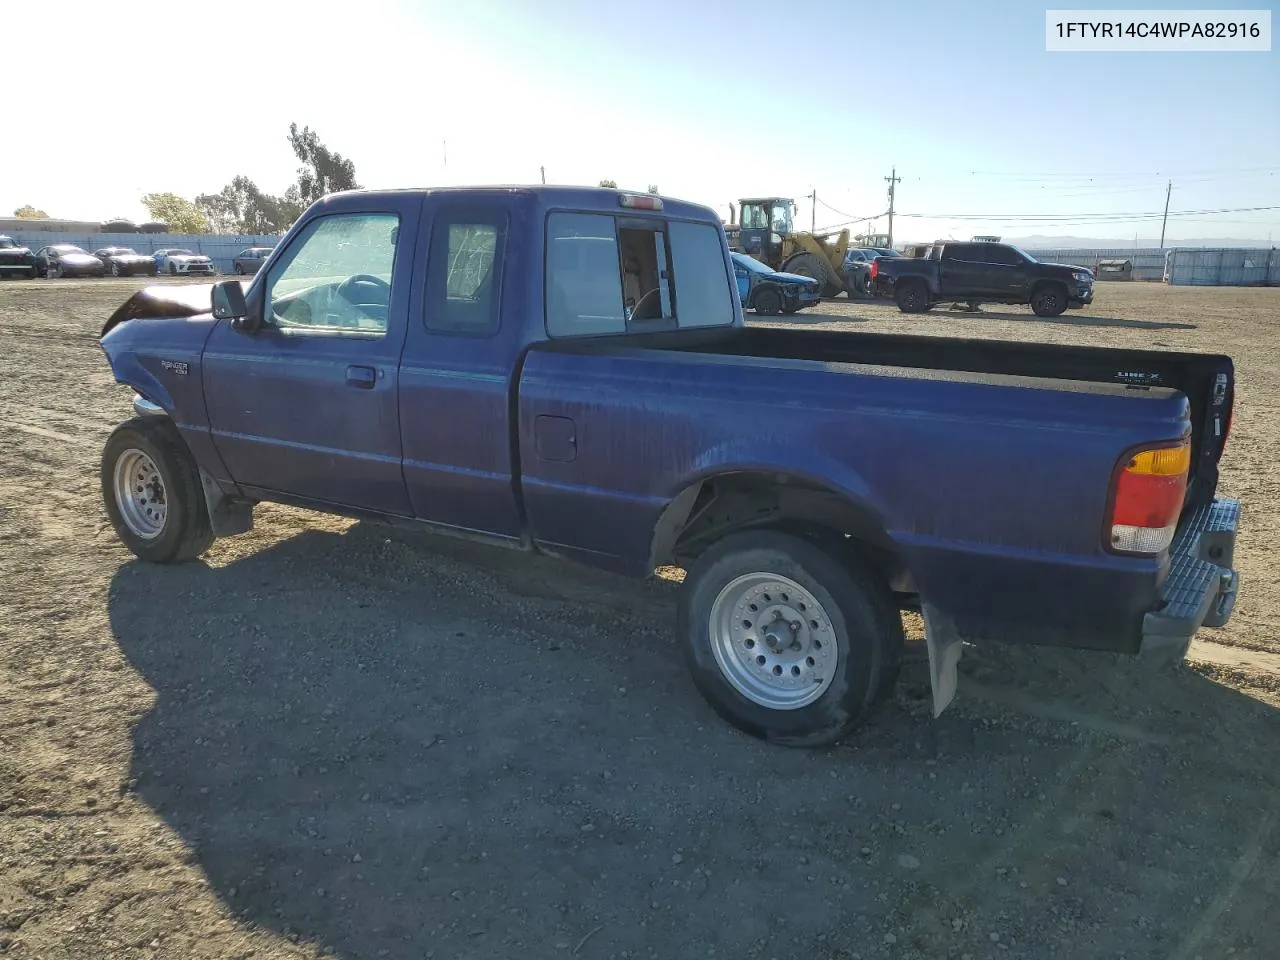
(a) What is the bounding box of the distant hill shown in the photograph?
[1009,234,1275,250]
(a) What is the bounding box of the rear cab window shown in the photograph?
[545,210,735,337]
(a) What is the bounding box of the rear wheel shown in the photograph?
[678,530,903,747]
[111,263,121,277]
[1031,283,1068,317]
[754,285,783,316]
[894,280,930,313]
[101,417,214,563]
[168,263,178,275]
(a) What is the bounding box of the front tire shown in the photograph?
[678,530,903,747]
[101,417,214,563]
[168,263,178,275]
[111,263,121,277]
[1031,283,1068,317]
[754,286,783,316]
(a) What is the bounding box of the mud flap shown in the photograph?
[200,470,254,536]
[922,603,964,718]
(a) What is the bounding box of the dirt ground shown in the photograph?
[2,277,1278,960]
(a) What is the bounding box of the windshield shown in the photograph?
[739,203,768,230]
[873,248,902,257]
[169,249,195,256]
[0,238,15,249]
[769,202,793,235]
[1008,244,1037,263]
[54,245,87,255]
[731,252,773,275]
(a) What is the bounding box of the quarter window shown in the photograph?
[425,207,507,336]
[264,213,398,338]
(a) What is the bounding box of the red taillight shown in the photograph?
[1107,440,1191,554]
[869,258,879,279]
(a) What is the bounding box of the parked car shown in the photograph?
[843,246,903,296]
[153,248,217,276]
[96,185,1241,748]
[870,241,1094,316]
[730,251,821,315]
[0,235,36,279]
[34,244,106,278]
[232,246,274,275]
[94,247,160,277]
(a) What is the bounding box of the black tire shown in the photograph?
[1030,283,1068,317]
[111,263,121,277]
[101,417,214,563]
[235,263,244,275]
[754,285,783,316]
[894,280,930,313]
[781,304,802,315]
[678,530,904,747]
[168,262,178,275]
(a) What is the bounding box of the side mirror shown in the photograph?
[211,279,262,332]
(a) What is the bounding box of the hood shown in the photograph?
[0,244,33,257]
[1036,261,1092,275]
[101,283,221,337]
[60,253,101,265]
[769,271,821,286]
[168,253,210,262]
[107,252,153,262]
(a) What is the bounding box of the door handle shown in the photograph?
[346,365,377,388]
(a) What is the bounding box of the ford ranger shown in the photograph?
[870,240,1095,316]
[96,186,1241,748]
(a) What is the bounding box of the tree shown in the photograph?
[286,123,360,208]
[141,193,210,233]
[598,179,617,188]
[193,123,358,235]
[13,205,49,219]
[196,176,299,235]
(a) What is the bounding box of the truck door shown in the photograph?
[397,201,524,541]
[980,243,1033,296]
[202,198,419,515]
[938,243,983,298]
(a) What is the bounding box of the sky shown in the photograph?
[3,0,1277,245]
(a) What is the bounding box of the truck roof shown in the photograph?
[313,185,722,224]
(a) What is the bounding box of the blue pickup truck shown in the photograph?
[97,186,1242,748]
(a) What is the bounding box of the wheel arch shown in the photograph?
[648,461,912,593]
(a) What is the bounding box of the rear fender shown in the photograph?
[649,441,892,567]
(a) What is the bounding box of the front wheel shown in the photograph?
[101,417,214,563]
[754,286,783,316]
[111,263,121,277]
[1030,284,1068,317]
[168,263,178,275]
[678,530,904,747]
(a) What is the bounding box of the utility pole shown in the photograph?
[808,189,816,233]
[885,167,901,247]
[1159,180,1172,249]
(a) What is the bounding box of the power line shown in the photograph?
[962,164,1280,181]
[896,204,1280,222]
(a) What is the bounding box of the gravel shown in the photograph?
[2,279,1279,960]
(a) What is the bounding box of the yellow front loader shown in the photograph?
[726,197,854,298]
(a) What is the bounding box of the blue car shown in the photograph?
[730,252,822,316]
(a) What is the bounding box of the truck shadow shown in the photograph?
[939,307,1197,330]
[107,521,1280,959]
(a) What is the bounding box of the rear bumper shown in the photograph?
[1138,497,1240,660]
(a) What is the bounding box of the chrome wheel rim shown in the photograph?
[708,573,838,710]
[113,448,167,539]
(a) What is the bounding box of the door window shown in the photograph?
[264,213,399,338]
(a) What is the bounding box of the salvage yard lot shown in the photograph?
[1,278,1279,960]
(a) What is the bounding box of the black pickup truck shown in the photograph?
[870,241,1095,316]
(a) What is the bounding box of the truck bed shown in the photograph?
[518,326,1233,654]
[559,325,1234,508]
